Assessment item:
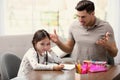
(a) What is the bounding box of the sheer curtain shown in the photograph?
[106,0,120,64]
[0,0,5,35]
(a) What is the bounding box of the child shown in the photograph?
[17,29,64,76]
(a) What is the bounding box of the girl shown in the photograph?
[17,29,64,76]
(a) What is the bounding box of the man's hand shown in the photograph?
[96,32,118,57]
[96,32,111,48]
[50,29,59,43]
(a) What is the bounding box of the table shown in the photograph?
[77,65,120,80]
[27,70,75,80]
[26,65,120,80]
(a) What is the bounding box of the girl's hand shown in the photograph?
[48,49,52,52]
[53,64,64,71]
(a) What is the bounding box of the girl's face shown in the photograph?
[35,37,51,55]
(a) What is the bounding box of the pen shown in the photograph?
[46,51,48,65]
[54,62,60,65]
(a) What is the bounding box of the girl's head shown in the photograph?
[32,29,51,54]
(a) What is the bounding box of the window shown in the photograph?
[1,0,107,38]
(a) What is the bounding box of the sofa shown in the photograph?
[0,34,70,60]
[0,35,33,59]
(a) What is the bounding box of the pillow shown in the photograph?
[51,46,68,58]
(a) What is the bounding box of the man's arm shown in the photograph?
[56,39,75,53]
[105,42,118,57]
[50,29,74,53]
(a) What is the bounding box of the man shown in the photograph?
[50,0,118,65]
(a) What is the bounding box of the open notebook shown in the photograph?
[63,64,75,70]
[10,76,27,80]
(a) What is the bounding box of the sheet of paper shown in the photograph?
[63,64,75,70]
[11,76,27,80]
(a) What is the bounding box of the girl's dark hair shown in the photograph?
[32,29,50,63]
[32,29,50,50]
[75,0,95,14]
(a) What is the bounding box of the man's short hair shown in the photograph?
[75,0,95,13]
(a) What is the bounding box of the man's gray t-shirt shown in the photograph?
[68,18,115,64]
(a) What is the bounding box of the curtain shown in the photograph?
[0,0,5,35]
[106,0,120,64]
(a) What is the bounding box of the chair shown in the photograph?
[0,53,21,80]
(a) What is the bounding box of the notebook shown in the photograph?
[63,64,75,70]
